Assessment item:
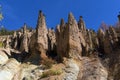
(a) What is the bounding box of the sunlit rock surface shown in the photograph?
[0,11,120,80]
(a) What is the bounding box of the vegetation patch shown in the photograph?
[42,58,55,69]
[0,27,14,36]
[0,42,4,47]
[41,69,62,79]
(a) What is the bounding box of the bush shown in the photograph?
[41,69,62,79]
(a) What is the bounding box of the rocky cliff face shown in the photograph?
[20,23,28,52]
[36,11,48,59]
[0,11,120,80]
[28,11,49,64]
[56,13,82,61]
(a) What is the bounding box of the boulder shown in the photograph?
[0,58,20,80]
[0,50,9,65]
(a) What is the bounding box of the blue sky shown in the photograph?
[0,0,120,30]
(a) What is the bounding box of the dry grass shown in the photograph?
[42,58,55,69]
[0,42,4,47]
[40,69,62,79]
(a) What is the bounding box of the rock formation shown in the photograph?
[78,16,86,34]
[1,11,120,80]
[20,23,28,52]
[36,11,48,54]
[4,36,10,49]
[47,28,56,57]
[28,11,49,64]
[36,11,48,59]
[78,57,108,80]
[12,31,18,49]
[109,26,118,48]
[56,13,82,61]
